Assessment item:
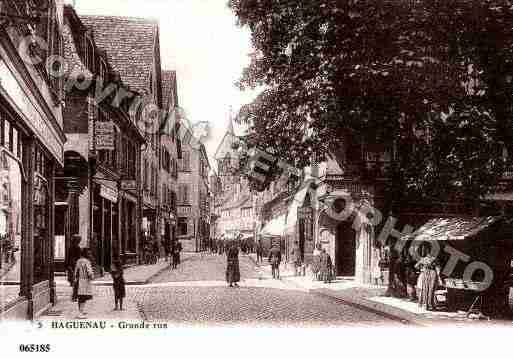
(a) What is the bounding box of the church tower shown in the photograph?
[214,111,240,198]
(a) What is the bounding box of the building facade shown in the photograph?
[158,70,179,253]
[80,14,163,264]
[0,0,67,320]
[213,117,258,241]
[56,7,147,277]
[176,125,210,252]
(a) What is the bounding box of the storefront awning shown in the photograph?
[260,215,287,237]
[401,216,500,241]
[284,186,310,234]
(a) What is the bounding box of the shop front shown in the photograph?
[159,207,177,257]
[0,60,65,319]
[141,206,157,262]
[120,191,138,265]
[91,180,119,274]
[398,216,513,317]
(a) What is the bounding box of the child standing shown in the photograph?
[111,259,126,311]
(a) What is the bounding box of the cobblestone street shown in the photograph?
[42,254,399,325]
[131,286,394,326]
[130,254,395,326]
[151,254,261,282]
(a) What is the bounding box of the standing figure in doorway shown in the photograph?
[226,241,240,287]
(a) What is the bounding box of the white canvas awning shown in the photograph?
[284,186,310,234]
[260,215,287,237]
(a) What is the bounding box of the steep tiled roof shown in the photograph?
[79,15,158,93]
[161,70,176,112]
[62,23,93,79]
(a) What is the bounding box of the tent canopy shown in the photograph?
[260,215,286,237]
[400,216,500,241]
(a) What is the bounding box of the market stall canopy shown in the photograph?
[260,215,286,237]
[401,216,501,241]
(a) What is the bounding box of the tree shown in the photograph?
[230,0,513,202]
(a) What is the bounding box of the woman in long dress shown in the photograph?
[226,241,240,287]
[415,255,439,310]
[74,248,94,318]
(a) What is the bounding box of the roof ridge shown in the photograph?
[79,14,159,24]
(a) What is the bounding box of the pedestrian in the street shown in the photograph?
[111,259,126,311]
[291,241,303,276]
[176,240,182,264]
[319,248,330,283]
[164,237,171,262]
[312,244,321,281]
[226,241,240,287]
[74,248,94,319]
[256,240,263,264]
[66,235,82,298]
[172,241,180,269]
[268,244,281,279]
[152,239,160,263]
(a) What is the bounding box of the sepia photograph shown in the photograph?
[0,0,513,357]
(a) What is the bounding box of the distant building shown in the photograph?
[213,116,258,241]
[176,126,211,252]
[158,71,180,253]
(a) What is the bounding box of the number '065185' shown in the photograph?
[19,344,51,352]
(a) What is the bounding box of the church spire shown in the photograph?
[227,106,235,134]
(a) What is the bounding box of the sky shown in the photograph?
[71,0,258,165]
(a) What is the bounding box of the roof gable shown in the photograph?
[214,131,239,160]
[79,15,158,94]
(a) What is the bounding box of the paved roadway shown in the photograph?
[126,254,396,326]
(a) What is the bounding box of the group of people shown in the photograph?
[66,234,186,318]
[208,235,256,256]
[163,239,182,269]
[224,238,283,286]
[0,234,16,269]
[387,245,444,311]
[311,245,334,283]
[67,235,127,318]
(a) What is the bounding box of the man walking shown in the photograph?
[256,240,263,264]
[268,244,281,279]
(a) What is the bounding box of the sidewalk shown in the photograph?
[40,256,192,320]
[248,254,513,326]
[39,285,141,321]
[94,258,173,285]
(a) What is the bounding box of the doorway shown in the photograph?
[335,222,356,276]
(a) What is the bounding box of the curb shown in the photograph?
[310,288,424,326]
[278,275,426,326]
[93,255,194,286]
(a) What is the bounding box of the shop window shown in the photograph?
[33,146,50,285]
[0,149,23,307]
[178,217,188,236]
[127,201,136,253]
